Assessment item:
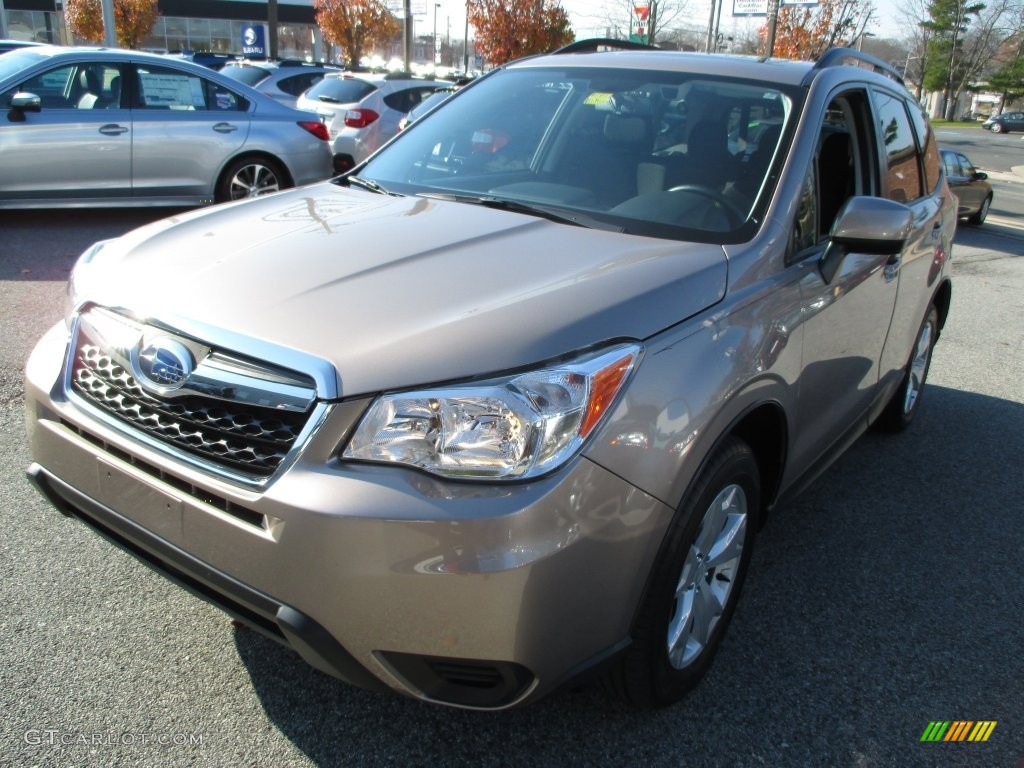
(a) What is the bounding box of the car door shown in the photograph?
[787,88,900,472]
[0,61,130,203]
[128,61,248,200]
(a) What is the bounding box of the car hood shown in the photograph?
[76,184,728,397]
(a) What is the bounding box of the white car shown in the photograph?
[308,73,449,172]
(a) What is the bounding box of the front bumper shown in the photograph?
[25,322,672,709]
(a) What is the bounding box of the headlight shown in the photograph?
[66,239,111,323]
[342,344,641,480]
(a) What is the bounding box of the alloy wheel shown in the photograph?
[667,483,748,669]
[228,163,281,199]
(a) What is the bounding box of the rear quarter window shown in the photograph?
[219,65,269,88]
[306,77,377,103]
[278,73,324,96]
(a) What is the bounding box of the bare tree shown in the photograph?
[952,0,1023,112]
[896,0,935,97]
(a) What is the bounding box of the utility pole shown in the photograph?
[705,0,717,52]
[463,1,469,73]
[765,0,780,57]
[268,0,278,59]
[101,0,116,46]
[404,0,412,72]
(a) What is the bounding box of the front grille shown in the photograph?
[69,310,316,480]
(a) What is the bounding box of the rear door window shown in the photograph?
[871,90,922,203]
[906,98,941,193]
[136,65,247,111]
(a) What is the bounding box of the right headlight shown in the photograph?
[342,344,641,480]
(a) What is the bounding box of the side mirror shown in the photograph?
[819,196,913,284]
[7,91,41,122]
[973,171,988,181]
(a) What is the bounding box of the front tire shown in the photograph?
[877,305,938,432]
[608,436,760,708]
[216,156,289,202]
[990,122,1004,134]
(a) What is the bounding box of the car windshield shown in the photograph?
[356,66,796,243]
[0,48,48,81]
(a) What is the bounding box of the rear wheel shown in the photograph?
[877,305,938,432]
[607,436,760,708]
[967,195,991,225]
[216,156,289,202]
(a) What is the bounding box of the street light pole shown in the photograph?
[404,0,412,73]
[854,31,875,51]
[433,3,441,68]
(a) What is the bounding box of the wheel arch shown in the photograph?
[728,402,788,520]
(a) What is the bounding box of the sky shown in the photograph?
[415,0,905,49]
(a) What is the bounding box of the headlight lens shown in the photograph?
[342,344,640,479]
[66,239,111,323]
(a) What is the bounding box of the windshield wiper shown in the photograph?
[341,175,400,196]
[418,192,624,232]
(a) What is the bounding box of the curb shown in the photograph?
[979,166,1024,183]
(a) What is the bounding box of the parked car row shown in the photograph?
[0,38,45,55]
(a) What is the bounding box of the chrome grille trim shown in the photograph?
[66,308,325,486]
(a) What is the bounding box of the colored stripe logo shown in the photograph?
[920,721,997,742]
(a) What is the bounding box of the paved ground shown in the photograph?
[1,208,1021,767]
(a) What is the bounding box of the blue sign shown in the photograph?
[241,25,266,57]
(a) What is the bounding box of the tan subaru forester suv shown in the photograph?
[26,41,955,710]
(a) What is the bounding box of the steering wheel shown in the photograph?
[667,184,745,229]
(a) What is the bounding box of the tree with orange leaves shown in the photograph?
[468,0,575,67]
[65,0,159,48]
[314,0,400,69]
[764,0,873,60]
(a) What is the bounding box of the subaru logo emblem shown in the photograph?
[133,337,194,392]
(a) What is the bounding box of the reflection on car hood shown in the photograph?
[79,184,728,396]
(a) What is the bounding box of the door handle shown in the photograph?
[212,122,238,133]
[98,124,128,135]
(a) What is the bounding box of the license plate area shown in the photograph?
[96,456,184,542]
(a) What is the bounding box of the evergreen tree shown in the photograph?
[921,0,985,119]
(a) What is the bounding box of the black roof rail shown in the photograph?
[552,38,660,55]
[806,46,905,86]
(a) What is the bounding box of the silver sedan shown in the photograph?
[0,46,334,208]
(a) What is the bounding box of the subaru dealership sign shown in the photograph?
[241,25,267,57]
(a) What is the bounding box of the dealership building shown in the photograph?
[2,0,328,60]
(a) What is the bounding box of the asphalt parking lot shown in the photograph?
[1,208,1022,767]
